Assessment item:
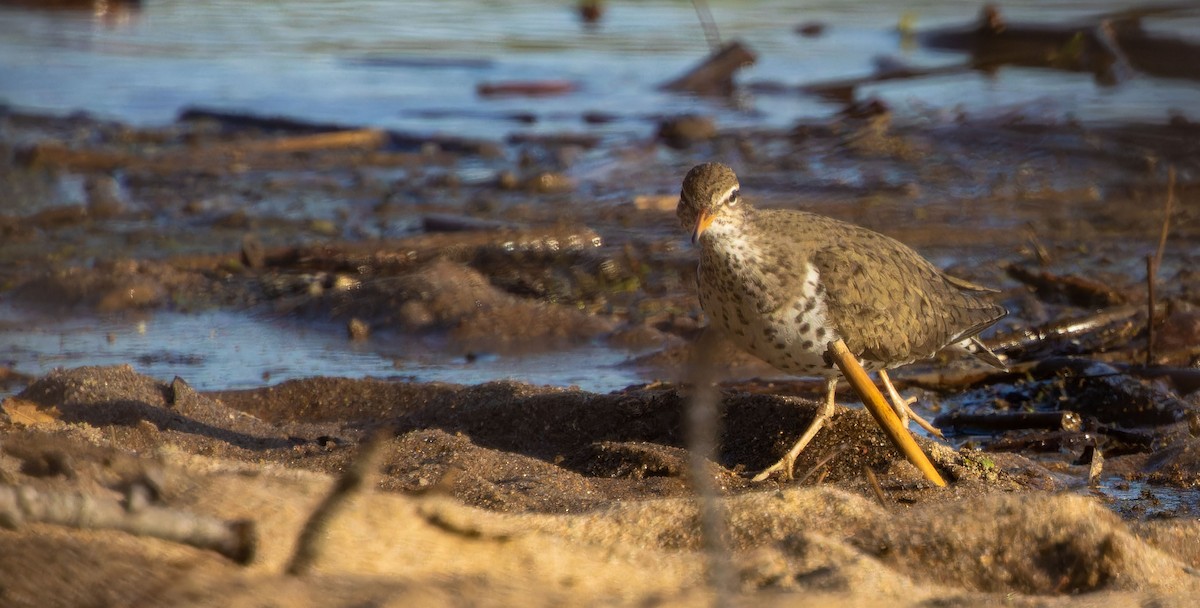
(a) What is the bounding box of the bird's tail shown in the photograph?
[965,336,1007,370]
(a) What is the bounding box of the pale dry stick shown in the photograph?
[1154,166,1177,273]
[1146,166,1176,366]
[233,128,387,156]
[0,485,255,563]
[1147,255,1158,367]
[827,340,947,487]
[286,430,390,576]
[685,327,735,608]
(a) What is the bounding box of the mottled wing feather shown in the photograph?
[810,244,922,362]
[942,273,1000,293]
[806,221,1005,365]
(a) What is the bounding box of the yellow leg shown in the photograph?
[878,369,943,439]
[751,378,837,482]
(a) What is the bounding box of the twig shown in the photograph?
[1146,255,1157,366]
[984,305,1139,352]
[1023,222,1052,266]
[795,444,852,485]
[1147,167,1175,368]
[286,430,390,576]
[685,327,735,607]
[827,340,947,487]
[0,485,255,563]
[1003,263,1126,308]
[1154,166,1176,274]
[862,466,890,507]
[895,364,1030,392]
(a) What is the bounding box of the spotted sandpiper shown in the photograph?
[678,162,1007,481]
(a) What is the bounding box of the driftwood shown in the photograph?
[892,364,1026,393]
[771,5,1200,104]
[1003,263,1127,308]
[985,305,1139,353]
[985,431,1082,454]
[477,80,578,97]
[661,40,757,96]
[1120,363,1200,396]
[919,4,1200,84]
[21,128,388,173]
[0,485,255,563]
[891,308,1145,393]
[791,61,973,104]
[179,107,357,134]
[933,411,1083,434]
[180,107,500,155]
[1033,357,1193,427]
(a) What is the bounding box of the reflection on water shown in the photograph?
[0,0,1196,139]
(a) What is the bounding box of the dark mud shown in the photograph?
[2,102,1200,606]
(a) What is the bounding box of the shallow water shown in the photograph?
[2,0,1196,141]
[0,304,644,397]
[1093,478,1200,519]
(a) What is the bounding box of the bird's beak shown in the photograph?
[691,209,714,244]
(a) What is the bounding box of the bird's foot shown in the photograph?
[750,454,797,482]
[907,408,944,439]
[879,369,944,439]
[749,385,837,482]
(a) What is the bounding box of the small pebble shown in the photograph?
[657,115,716,149]
[795,21,826,37]
[240,233,266,270]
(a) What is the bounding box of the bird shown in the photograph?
[677,162,1007,481]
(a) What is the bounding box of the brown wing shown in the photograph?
[809,224,1005,364]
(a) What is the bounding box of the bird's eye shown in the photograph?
[727,189,740,206]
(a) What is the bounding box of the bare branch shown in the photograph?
[0,485,254,563]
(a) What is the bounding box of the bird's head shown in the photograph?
[677,162,744,244]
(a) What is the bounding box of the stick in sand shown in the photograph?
[827,339,947,487]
